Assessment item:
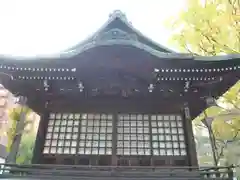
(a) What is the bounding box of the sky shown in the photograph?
[0,0,186,57]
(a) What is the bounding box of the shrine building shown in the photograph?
[0,10,239,169]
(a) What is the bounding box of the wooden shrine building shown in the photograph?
[0,10,239,168]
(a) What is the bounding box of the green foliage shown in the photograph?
[6,107,31,152]
[6,115,17,153]
[194,82,240,141]
[166,0,240,173]
[167,0,240,141]
[193,83,240,174]
[16,133,35,164]
[6,106,34,164]
[167,0,240,55]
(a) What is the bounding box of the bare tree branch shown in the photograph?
[199,40,215,55]
[215,131,240,164]
[216,141,228,163]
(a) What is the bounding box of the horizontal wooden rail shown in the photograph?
[0,163,234,180]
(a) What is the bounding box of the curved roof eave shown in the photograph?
[60,40,240,62]
[0,40,240,62]
[61,40,193,59]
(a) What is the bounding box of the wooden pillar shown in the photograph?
[204,97,218,166]
[111,112,118,166]
[148,114,153,166]
[32,101,49,164]
[183,102,198,167]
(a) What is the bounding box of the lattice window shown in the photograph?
[78,114,113,155]
[151,115,186,156]
[43,112,187,157]
[43,113,80,155]
[117,114,151,155]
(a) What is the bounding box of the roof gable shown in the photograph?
[63,10,175,55]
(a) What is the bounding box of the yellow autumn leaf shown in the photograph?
[212,119,237,140]
[166,0,240,55]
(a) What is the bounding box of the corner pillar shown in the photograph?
[183,102,198,167]
[32,101,50,164]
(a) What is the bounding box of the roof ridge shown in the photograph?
[62,10,176,55]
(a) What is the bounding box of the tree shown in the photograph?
[6,106,35,164]
[16,132,35,164]
[166,0,240,174]
[194,84,240,142]
[167,0,240,55]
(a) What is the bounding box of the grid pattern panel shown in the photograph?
[43,113,79,154]
[43,113,186,157]
[78,114,113,155]
[117,114,151,155]
[151,115,186,156]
